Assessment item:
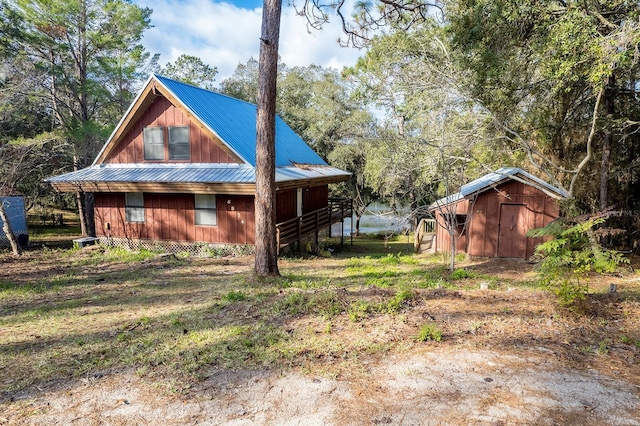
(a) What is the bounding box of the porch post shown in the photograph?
[340,200,344,248]
[350,199,353,246]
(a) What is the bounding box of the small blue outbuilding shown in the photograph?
[0,196,29,248]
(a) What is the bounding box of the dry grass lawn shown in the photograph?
[1,236,639,424]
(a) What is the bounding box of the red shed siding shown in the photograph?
[94,192,255,244]
[433,181,560,259]
[105,96,237,164]
[434,199,469,254]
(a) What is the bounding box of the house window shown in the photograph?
[168,126,190,160]
[195,194,216,226]
[125,193,145,223]
[143,127,164,160]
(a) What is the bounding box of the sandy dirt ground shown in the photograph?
[3,347,639,425]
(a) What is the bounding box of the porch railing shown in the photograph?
[414,218,436,253]
[276,198,353,253]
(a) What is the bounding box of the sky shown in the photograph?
[133,0,366,85]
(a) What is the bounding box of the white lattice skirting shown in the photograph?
[98,237,254,257]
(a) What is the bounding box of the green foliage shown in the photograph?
[597,341,609,355]
[347,288,415,321]
[223,291,248,302]
[416,323,442,342]
[161,54,218,89]
[101,247,157,263]
[382,288,415,314]
[620,336,640,349]
[348,300,371,322]
[1,0,157,206]
[273,291,343,319]
[531,218,629,307]
[449,268,474,280]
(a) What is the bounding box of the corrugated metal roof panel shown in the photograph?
[155,75,327,168]
[275,166,351,182]
[47,164,256,184]
[47,164,350,185]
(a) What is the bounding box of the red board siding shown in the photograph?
[104,96,237,164]
[94,193,255,244]
[434,199,469,254]
[433,181,560,259]
[276,189,297,222]
[303,185,329,214]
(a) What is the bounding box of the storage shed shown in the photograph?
[428,168,567,259]
[0,196,28,248]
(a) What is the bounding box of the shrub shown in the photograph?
[449,268,474,280]
[416,323,442,342]
[529,217,629,308]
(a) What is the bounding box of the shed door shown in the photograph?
[497,204,527,259]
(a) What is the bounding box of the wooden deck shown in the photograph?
[275,198,353,253]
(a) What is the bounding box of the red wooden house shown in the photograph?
[426,168,567,259]
[47,74,352,252]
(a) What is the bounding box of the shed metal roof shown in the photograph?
[46,163,350,185]
[459,167,567,198]
[429,167,567,209]
[154,75,327,168]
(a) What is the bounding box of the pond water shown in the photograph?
[331,203,411,236]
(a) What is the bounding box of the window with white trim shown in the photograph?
[195,194,217,226]
[143,127,164,160]
[125,192,145,223]
[168,126,190,160]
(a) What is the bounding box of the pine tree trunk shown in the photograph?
[254,0,282,276]
[0,202,21,256]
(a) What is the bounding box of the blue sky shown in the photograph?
[133,0,365,84]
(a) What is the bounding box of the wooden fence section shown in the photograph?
[276,198,353,253]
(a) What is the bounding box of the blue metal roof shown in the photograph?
[154,75,327,168]
[46,163,350,185]
[429,167,567,209]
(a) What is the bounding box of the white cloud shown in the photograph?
[135,0,364,84]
